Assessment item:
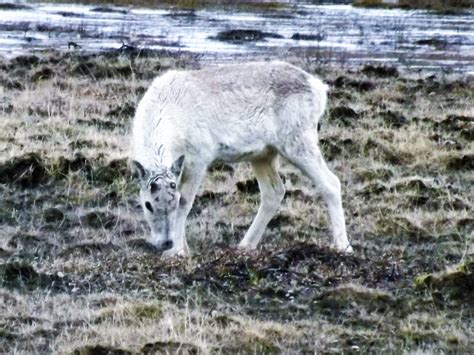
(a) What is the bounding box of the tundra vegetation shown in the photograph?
[0,51,472,353]
[353,0,473,11]
[23,0,288,11]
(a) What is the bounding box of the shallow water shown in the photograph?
[0,2,473,72]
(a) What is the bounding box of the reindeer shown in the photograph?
[131,61,353,257]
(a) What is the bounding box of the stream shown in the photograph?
[0,1,473,72]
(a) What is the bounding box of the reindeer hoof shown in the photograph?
[332,243,354,254]
[161,248,189,259]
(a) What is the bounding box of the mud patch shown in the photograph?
[79,211,118,229]
[126,239,160,253]
[7,232,56,256]
[444,153,473,171]
[236,178,259,194]
[141,341,199,354]
[0,262,61,290]
[9,55,39,68]
[284,189,313,203]
[333,76,376,92]
[320,137,358,161]
[361,65,398,78]
[328,106,360,126]
[106,102,135,119]
[381,110,407,128]
[91,158,129,184]
[54,154,92,179]
[30,66,54,82]
[415,260,473,306]
[0,153,47,187]
[72,345,132,355]
[267,212,298,229]
[77,118,123,130]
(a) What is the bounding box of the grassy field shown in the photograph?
[0,50,472,353]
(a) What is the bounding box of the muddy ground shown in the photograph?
[0,50,472,353]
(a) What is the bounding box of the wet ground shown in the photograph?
[0,2,473,72]
[0,50,472,352]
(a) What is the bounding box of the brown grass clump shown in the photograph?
[0,51,472,353]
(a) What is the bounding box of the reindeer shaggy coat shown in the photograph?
[131,61,352,257]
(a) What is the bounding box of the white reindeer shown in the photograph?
[131,61,353,257]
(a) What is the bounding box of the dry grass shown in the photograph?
[25,0,287,11]
[353,0,473,10]
[0,51,473,353]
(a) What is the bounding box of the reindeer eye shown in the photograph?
[145,201,154,213]
[170,182,176,189]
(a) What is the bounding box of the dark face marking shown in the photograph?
[133,157,185,247]
[150,182,159,193]
[145,201,154,213]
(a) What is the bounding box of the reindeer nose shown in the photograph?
[162,240,173,251]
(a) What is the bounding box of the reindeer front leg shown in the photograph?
[162,162,207,258]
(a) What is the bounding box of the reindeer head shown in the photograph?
[131,156,185,252]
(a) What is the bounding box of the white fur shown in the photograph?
[132,61,352,256]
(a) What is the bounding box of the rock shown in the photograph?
[291,33,324,41]
[90,6,127,14]
[212,29,283,43]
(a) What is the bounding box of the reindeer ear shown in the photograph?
[131,160,147,181]
[170,155,185,177]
